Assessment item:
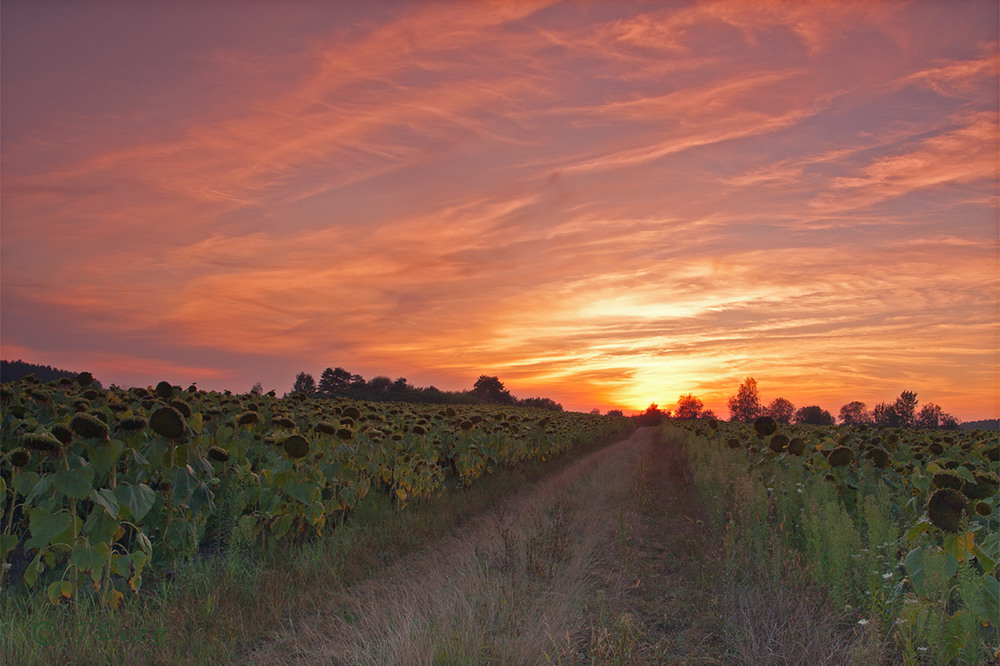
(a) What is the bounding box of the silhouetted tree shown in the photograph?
[675,393,704,419]
[606,409,624,417]
[520,397,563,411]
[727,377,761,422]
[763,397,795,424]
[318,367,354,394]
[368,376,393,393]
[794,405,835,426]
[471,375,515,404]
[0,360,103,388]
[250,382,264,395]
[872,401,897,427]
[701,408,718,420]
[839,401,871,425]
[893,390,918,428]
[291,372,317,396]
[637,403,665,426]
[914,403,959,430]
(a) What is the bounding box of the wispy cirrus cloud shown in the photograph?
[2,0,997,419]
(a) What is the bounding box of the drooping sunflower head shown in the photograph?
[753,416,778,438]
[154,380,174,400]
[828,446,854,467]
[70,412,110,440]
[149,406,187,440]
[927,488,969,532]
[283,434,310,459]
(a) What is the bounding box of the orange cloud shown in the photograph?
[2,1,997,420]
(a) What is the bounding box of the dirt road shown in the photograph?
[246,427,722,665]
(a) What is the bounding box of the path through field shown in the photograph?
[246,427,725,665]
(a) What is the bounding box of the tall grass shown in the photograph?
[682,426,874,664]
[682,424,997,665]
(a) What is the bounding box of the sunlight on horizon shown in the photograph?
[1,0,997,420]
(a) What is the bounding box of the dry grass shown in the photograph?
[246,428,649,665]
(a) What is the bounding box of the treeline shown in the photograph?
[288,368,564,411]
[0,360,103,389]
[960,419,999,432]
[646,377,968,429]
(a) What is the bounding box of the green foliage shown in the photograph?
[679,419,999,664]
[0,377,633,607]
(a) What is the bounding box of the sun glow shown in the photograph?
[2,1,997,421]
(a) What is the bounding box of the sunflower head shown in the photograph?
[149,406,187,440]
[283,434,310,459]
[927,488,969,532]
[70,412,110,440]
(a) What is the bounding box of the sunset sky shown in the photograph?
[2,0,998,419]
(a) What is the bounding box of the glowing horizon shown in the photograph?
[2,1,998,420]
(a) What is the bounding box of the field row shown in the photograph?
[0,375,632,606]
[678,417,998,664]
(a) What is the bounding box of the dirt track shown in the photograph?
[245,426,722,665]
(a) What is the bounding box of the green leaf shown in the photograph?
[972,545,997,573]
[215,425,233,446]
[906,517,932,541]
[52,466,95,500]
[171,466,197,504]
[91,488,119,518]
[187,482,215,513]
[979,531,1000,563]
[953,466,976,485]
[131,549,148,575]
[272,469,295,489]
[111,553,130,577]
[85,439,123,474]
[188,413,203,434]
[24,552,44,587]
[46,580,73,605]
[164,521,192,554]
[306,501,325,525]
[25,507,74,551]
[126,448,150,467]
[283,481,318,505]
[321,461,343,483]
[945,609,976,656]
[907,547,959,597]
[0,533,18,559]
[24,475,52,503]
[982,575,999,625]
[270,513,293,539]
[114,483,156,522]
[82,506,119,544]
[71,542,108,582]
[910,474,931,494]
[943,532,975,563]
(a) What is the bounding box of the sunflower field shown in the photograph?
[0,374,632,608]
[679,416,999,664]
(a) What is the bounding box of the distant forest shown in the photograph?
[288,368,565,411]
[961,419,1000,431]
[0,360,103,388]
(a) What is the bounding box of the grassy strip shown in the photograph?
[683,424,886,663]
[682,425,899,664]
[0,427,631,665]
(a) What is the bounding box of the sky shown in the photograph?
[1,0,998,420]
